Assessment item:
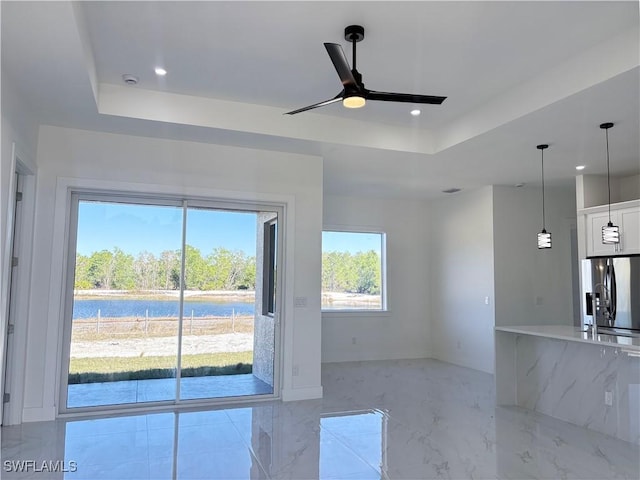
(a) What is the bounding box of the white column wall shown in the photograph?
[493,185,577,328]
[322,194,430,363]
[22,126,323,421]
[429,187,496,374]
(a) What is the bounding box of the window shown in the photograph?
[262,219,277,316]
[61,194,281,411]
[321,231,386,311]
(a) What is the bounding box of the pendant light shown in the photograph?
[600,122,619,244]
[537,144,551,249]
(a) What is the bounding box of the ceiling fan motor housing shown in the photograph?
[345,25,364,42]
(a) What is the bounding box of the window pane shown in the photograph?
[322,231,384,310]
[68,200,183,408]
[180,208,273,400]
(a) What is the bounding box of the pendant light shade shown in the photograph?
[537,144,551,249]
[602,221,620,244]
[600,122,620,245]
[538,229,552,249]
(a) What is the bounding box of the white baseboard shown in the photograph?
[281,385,323,402]
[22,406,56,423]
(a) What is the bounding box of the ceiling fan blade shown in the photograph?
[324,43,358,88]
[367,90,447,104]
[284,95,343,115]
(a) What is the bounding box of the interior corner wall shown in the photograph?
[492,185,577,329]
[321,194,430,363]
[1,74,39,423]
[429,186,495,374]
[22,125,323,421]
[1,76,38,281]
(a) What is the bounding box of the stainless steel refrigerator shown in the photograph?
[581,256,640,334]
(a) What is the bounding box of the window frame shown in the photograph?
[59,190,285,413]
[321,227,388,313]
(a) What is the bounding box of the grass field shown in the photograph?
[68,351,253,384]
[69,291,260,384]
[71,315,254,341]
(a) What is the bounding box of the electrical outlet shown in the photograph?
[351,337,357,345]
[292,365,299,376]
[484,296,490,305]
[605,391,613,406]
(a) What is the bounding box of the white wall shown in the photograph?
[429,187,495,374]
[493,185,577,329]
[619,174,640,201]
[21,126,323,421]
[577,174,640,209]
[1,74,39,423]
[322,195,430,363]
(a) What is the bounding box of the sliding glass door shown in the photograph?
[61,194,280,411]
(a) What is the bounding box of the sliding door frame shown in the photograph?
[58,190,284,415]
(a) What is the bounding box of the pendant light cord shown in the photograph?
[605,127,612,222]
[541,149,546,230]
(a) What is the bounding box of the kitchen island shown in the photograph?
[495,325,640,444]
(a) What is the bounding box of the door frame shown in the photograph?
[1,143,36,425]
[58,190,285,414]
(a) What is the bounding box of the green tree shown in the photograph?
[239,256,256,289]
[74,253,93,289]
[111,247,136,289]
[353,250,381,294]
[86,250,114,289]
[134,251,158,290]
[158,250,181,290]
[185,245,207,290]
[322,250,381,295]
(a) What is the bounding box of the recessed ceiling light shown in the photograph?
[410,109,421,116]
[575,165,586,171]
[154,67,167,76]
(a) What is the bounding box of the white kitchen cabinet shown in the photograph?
[585,204,640,257]
[618,206,640,254]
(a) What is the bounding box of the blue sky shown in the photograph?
[76,202,257,256]
[76,201,381,257]
[322,231,382,254]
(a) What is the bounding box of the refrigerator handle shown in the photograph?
[607,262,617,321]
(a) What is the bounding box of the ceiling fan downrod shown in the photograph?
[345,25,364,75]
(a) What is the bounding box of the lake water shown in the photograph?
[72,299,255,319]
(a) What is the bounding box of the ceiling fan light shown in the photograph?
[602,222,620,244]
[343,95,366,109]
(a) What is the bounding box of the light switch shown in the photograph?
[294,297,308,308]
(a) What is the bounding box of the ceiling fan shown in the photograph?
[285,25,447,115]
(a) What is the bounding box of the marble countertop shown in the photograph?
[495,324,640,352]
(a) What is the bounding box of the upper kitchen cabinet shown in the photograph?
[577,174,640,258]
[585,203,640,257]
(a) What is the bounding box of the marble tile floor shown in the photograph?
[66,374,273,408]
[2,358,639,479]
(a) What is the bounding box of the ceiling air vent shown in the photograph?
[122,74,139,85]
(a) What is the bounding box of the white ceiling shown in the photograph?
[2,1,639,199]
